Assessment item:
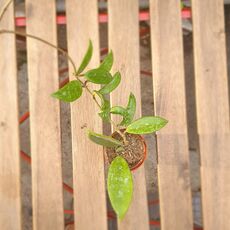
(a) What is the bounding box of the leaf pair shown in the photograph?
[110,93,136,127]
[51,41,115,103]
[84,50,114,84]
[97,52,122,95]
[98,71,121,95]
[87,115,167,144]
[51,40,93,102]
[77,40,113,75]
[81,49,121,93]
[77,39,113,75]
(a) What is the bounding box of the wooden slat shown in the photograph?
[65,1,107,229]
[108,1,149,229]
[0,2,21,229]
[150,1,193,229]
[26,1,64,229]
[191,0,230,229]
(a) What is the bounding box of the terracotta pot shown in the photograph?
[130,134,147,171]
[106,130,147,171]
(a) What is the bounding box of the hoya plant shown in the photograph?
[0,21,166,223]
[52,41,168,219]
[0,0,167,219]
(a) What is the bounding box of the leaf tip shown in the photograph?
[118,212,126,221]
[109,49,113,57]
[86,129,92,136]
[50,91,61,100]
[159,117,168,127]
[50,92,56,98]
[129,92,135,97]
[89,39,93,49]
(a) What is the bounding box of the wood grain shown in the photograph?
[108,1,149,229]
[65,0,107,229]
[192,0,230,229]
[0,1,21,229]
[150,1,193,229]
[26,1,64,229]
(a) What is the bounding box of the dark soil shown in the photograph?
[106,130,146,169]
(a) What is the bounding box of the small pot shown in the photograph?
[130,134,147,171]
[106,129,147,171]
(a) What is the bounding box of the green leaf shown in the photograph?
[88,130,122,148]
[51,80,82,102]
[84,68,113,84]
[100,50,113,71]
[76,40,93,75]
[126,116,168,134]
[98,72,121,95]
[120,93,136,126]
[110,93,136,127]
[108,156,133,220]
[110,106,126,116]
[94,91,111,122]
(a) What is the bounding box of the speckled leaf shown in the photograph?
[85,68,113,84]
[51,80,82,102]
[110,106,126,116]
[88,130,122,147]
[126,116,168,134]
[120,93,136,126]
[108,156,133,220]
[99,72,121,95]
[76,40,93,75]
[100,50,113,71]
[110,93,136,127]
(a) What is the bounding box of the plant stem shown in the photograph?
[0,29,78,74]
[74,73,127,143]
[109,118,128,144]
[0,0,13,21]
[84,83,102,109]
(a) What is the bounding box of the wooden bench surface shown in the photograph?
[150,1,193,229]
[0,1,21,229]
[109,1,149,229]
[66,0,107,229]
[26,1,64,229]
[0,0,229,229]
[192,0,230,229]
